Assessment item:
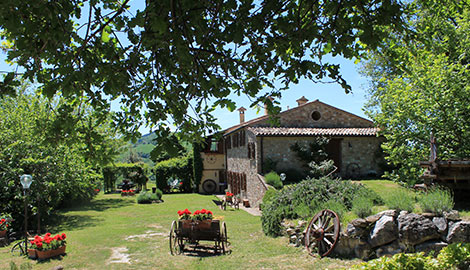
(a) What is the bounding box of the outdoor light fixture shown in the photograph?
[20,174,33,255]
[20,174,33,189]
[280,173,286,182]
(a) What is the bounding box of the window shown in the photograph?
[248,142,256,159]
[311,110,321,121]
[233,133,239,148]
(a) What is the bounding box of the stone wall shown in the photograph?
[255,101,373,128]
[261,136,383,178]
[226,129,266,207]
[283,210,467,260]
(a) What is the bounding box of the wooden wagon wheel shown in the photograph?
[169,220,182,255]
[220,222,228,254]
[305,209,340,258]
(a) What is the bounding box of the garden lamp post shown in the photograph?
[20,174,33,254]
[280,173,286,182]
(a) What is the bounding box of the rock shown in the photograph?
[297,220,307,228]
[398,213,439,247]
[447,221,470,243]
[289,235,297,243]
[347,223,368,239]
[375,240,405,258]
[415,240,448,256]
[368,215,398,248]
[432,217,447,234]
[365,210,398,224]
[333,233,371,259]
[351,218,369,228]
[286,228,296,236]
[422,212,437,218]
[444,210,460,221]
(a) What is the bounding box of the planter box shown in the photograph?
[0,230,6,237]
[35,246,66,260]
[28,249,37,259]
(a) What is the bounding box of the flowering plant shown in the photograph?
[225,192,234,198]
[177,209,192,220]
[192,209,213,221]
[122,189,135,193]
[30,233,67,251]
[0,213,12,231]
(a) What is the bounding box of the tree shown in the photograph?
[0,0,405,149]
[361,0,470,185]
[0,84,120,230]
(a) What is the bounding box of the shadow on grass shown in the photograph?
[181,245,231,257]
[61,198,134,212]
[46,214,103,232]
[36,253,67,264]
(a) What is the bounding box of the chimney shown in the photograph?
[264,96,274,115]
[238,107,247,123]
[296,96,309,106]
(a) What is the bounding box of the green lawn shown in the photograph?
[0,193,360,270]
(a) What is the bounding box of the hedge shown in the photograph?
[153,154,193,193]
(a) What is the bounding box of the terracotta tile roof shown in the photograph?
[247,127,379,137]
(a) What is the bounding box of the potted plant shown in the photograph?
[0,213,12,237]
[192,209,213,230]
[177,209,192,229]
[225,192,234,203]
[29,233,67,260]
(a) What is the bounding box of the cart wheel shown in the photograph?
[169,220,180,255]
[220,222,228,254]
[305,209,340,258]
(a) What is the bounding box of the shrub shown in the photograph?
[352,196,374,218]
[352,243,470,270]
[154,155,193,193]
[261,177,380,236]
[385,191,415,212]
[136,190,162,204]
[262,187,278,206]
[418,188,454,215]
[265,171,283,189]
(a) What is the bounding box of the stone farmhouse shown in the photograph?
[198,97,383,208]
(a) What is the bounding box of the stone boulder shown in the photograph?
[365,210,398,224]
[447,221,470,243]
[333,233,372,260]
[432,217,447,235]
[346,218,369,238]
[368,215,398,248]
[415,240,448,256]
[398,213,440,247]
[375,240,405,258]
[443,210,460,221]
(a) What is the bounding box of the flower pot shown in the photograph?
[0,230,6,237]
[197,220,212,230]
[28,249,37,259]
[36,246,66,260]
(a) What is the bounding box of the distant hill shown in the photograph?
[117,132,157,166]
[116,132,192,166]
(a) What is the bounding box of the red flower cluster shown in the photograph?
[122,189,135,193]
[226,192,234,197]
[0,216,10,231]
[177,209,192,220]
[192,209,213,221]
[30,233,67,251]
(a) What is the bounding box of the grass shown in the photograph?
[0,193,359,270]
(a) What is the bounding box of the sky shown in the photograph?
[0,1,372,135]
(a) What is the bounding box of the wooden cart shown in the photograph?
[169,219,228,255]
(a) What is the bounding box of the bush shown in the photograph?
[265,171,283,189]
[154,155,193,193]
[352,243,470,270]
[385,191,415,212]
[352,196,374,218]
[261,177,380,236]
[136,190,162,204]
[418,188,454,215]
[262,187,278,206]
